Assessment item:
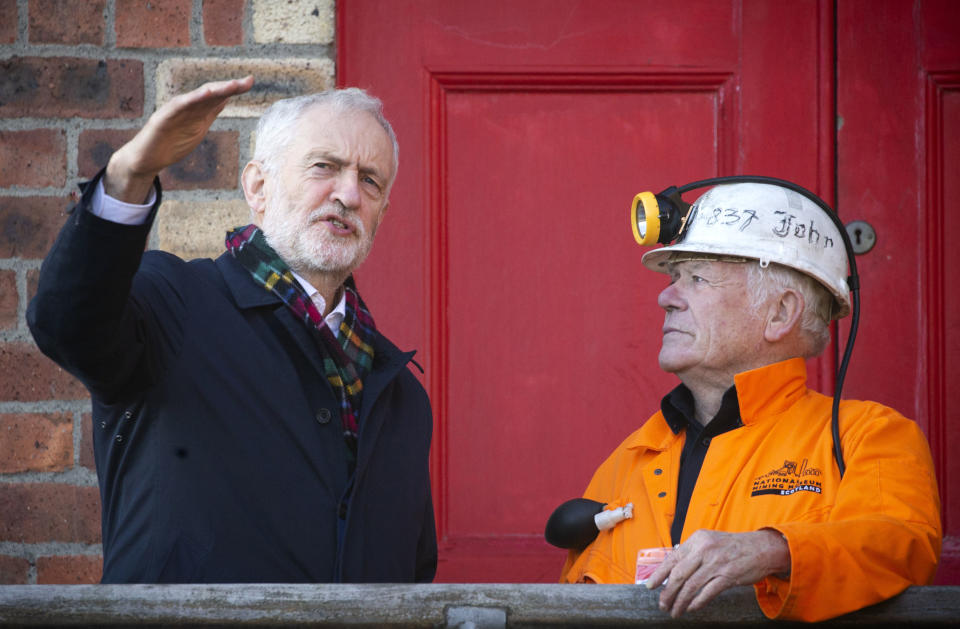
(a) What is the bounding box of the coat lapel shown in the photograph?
[216,253,329,378]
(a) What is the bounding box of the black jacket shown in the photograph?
[27,174,437,583]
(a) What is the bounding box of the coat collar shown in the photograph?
[215,251,417,369]
[214,250,419,467]
[733,357,808,424]
[625,357,809,451]
[215,251,282,309]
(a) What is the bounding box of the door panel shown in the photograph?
[939,84,960,579]
[837,0,960,582]
[443,89,717,538]
[341,0,835,581]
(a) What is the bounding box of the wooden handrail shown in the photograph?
[2,583,959,627]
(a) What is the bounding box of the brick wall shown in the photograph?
[0,0,337,584]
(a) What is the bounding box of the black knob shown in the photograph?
[544,498,606,550]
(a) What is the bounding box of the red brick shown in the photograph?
[0,411,73,473]
[0,196,68,259]
[0,555,30,584]
[79,413,95,470]
[203,0,244,46]
[0,270,15,330]
[80,129,239,190]
[0,483,100,544]
[0,342,87,402]
[163,130,240,190]
[36,555,102,584]
[78,129,137,179]
[29,0,105,44]
[0,57,143,119]
[0,0,17,44]
[116,0,190,48]
[0,129,67,188]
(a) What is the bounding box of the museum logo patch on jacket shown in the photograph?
[750,459,823,496]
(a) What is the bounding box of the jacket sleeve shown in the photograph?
[755,405,942,621]
[26,170,173,398]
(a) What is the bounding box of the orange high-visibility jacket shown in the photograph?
[560,358,941,622]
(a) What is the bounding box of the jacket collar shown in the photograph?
[733,357,808,424]
[625,357,809,451]
[214,251,417,371]
[624,412,679,452]
[215,250,419,458]
[215,251,282,309]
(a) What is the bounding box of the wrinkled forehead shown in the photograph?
[296,104,396,172]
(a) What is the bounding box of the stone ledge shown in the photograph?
[1,584,958,627]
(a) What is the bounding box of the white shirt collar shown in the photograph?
[291,271,347,334]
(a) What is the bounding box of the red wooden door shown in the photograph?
[837,0,960,582]
[339,0,848,582]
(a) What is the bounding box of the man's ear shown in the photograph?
[764,289,804,343]
[241,161,267,224]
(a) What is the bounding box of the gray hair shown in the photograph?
[745,262,833,356]
[253,87,399,180]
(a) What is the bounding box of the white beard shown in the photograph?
[260,182,377,276]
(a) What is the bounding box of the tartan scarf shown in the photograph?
[225,224,376,462]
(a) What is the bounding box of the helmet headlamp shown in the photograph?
[630,186,691,246]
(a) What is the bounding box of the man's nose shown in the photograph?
[331,171,361,210]
[657,282,683,311]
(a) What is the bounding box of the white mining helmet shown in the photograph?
[637,182,852,319]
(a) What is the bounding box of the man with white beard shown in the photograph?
[28,77,437,584]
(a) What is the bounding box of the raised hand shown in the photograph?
[104,76,255,203]
[644,528,791,618]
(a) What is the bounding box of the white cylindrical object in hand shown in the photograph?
[594,503,633,531]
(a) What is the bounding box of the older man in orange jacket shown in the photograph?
[552,181,941,622]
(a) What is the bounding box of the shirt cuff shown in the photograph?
[91,177,157,225]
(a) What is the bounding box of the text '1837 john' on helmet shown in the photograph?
[640,183,851,319]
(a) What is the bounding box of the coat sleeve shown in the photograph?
[755,405,942,621]
[26,170,175,398]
